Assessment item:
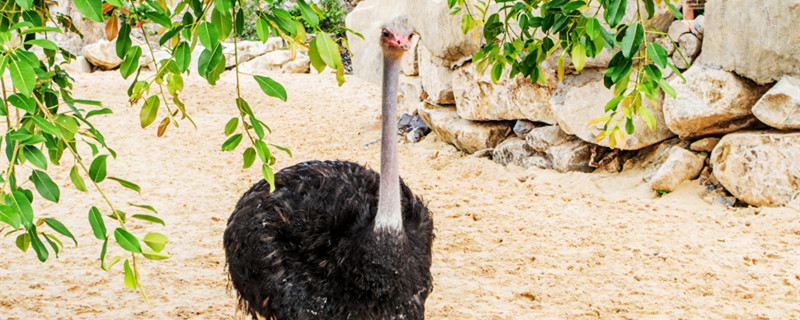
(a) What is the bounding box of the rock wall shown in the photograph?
[345,1,800,211]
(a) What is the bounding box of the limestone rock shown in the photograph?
[493,138,537,167]
[398,76,423,115]
[656,36,676,56]
[418,103,512,154]
[223,40,274,68]
[700,0,800,84]
[452,61,558,122]
[678,33,701,59]
[48,1,107,54]
[690,137,721,153]
[667,20,691,41]
[690,15,705,39]
[265,37,284,52]
[60,56,92,74]
[419,45,455,104]
[647,147,706,192]
[141,50,172,70]
[672,51,694,70]
[525,125,573,152]
[545,140,594,173]
[550,69,674,150]
[751,76,800,130]
[281,54,311,73]
[238,50,292,75]
[513,120,538,138]
[636,138,692,179]
[81,40,123,70]
[663,64,769,138]
[400,34,420,76]
[710,131,800,210]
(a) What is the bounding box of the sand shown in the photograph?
[1,70,799,320]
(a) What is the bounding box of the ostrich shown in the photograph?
[223,16,434,320]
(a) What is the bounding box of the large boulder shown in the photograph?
[545,140,594,173]
[700,0,800,84]
[81,40,123,70]
[238,50,293,75]
[711,131,800,210]
[647,146,706,192]
[417,103,512,154]
[663,64,769,138]
[451,62,558,123]
[397,75,423,115]
[751,76,800,130]
[223,40,275,68]
[281,54,311,74]
[418,45,455,104]
[550,69,674,150]
[400,34,420,76]
[493,138,537,167]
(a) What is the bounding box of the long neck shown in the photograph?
[374,54,403,233]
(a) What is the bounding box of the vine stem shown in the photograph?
[139,25,178,126]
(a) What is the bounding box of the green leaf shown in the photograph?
[89,154,109,182]
[214,0,231,14]
[625,117,634,134]
[103,254,123,272]
[106,0,122,7]
[140,95,160,128]
[224,117,238,136]
[585,18,601,39]
[658,78,676,98]
[242,147,256,169]
[31,116,59,136]
[605,94,625,112]
[14,0,34,10]
[24,39,58,51]
[73,0,104,22]
[665,1,683,20]
[30,170,59,202]
[72,99,104,107]
[129,203,158,214]
[88,206,106,240]
[114,228,142,253]
[262,164,276,192]
[211,9,232,40]
[108,177,141,193]
[120,45,141,79]
[19,26,63,36]
[297,0,320,28]
[461,13,475,34]
[308,38,326,73]
[159,26,184,46]
[142,248,170,260]
[28,225,49,262]
[123,259,137,289]
[86,107,113,118]
[271,9,297,35]
[254,76,287,101]
[647,42,669,68]
[222,134,242,151]
[174,42,190,72]
[621,23,644,59]
[8,56,35,97]
[43,218,76,246]
[256,18,270,43]
[15,233,30,251]
[490,61,504,83]
[131,214,165,226]
[5,193,30,225]
[198,22,219,50]
[315,32,340,69]
[643,0,655,19]
[69,166,88,192]
[236,98,254,117]
[8,94,36,113]
[606,0,627,28]
[143,232,169,252]
[250,116,265,140]
[145,11,171,28]
[235,8,245,36]
[640,105,657,130]
[254,140,271,163]
[571,42,586,72]
[22,145,47,170]
[270,144,292,157]
[42,233,63,258]
[0,205,21,229]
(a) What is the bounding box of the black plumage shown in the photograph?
[224,160,434,319]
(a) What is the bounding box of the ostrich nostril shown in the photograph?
[400,44,410,50]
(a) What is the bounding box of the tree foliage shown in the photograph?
[449,0,687,149]
[0,0,356,304]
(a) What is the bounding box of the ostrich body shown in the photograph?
[224,17,433,320]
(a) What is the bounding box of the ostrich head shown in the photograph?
[380,15,414,60]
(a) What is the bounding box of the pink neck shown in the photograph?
[375,54,403,232]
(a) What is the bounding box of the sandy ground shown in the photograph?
[1,70,799,320]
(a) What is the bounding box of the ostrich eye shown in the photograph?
[381,30,390,38]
